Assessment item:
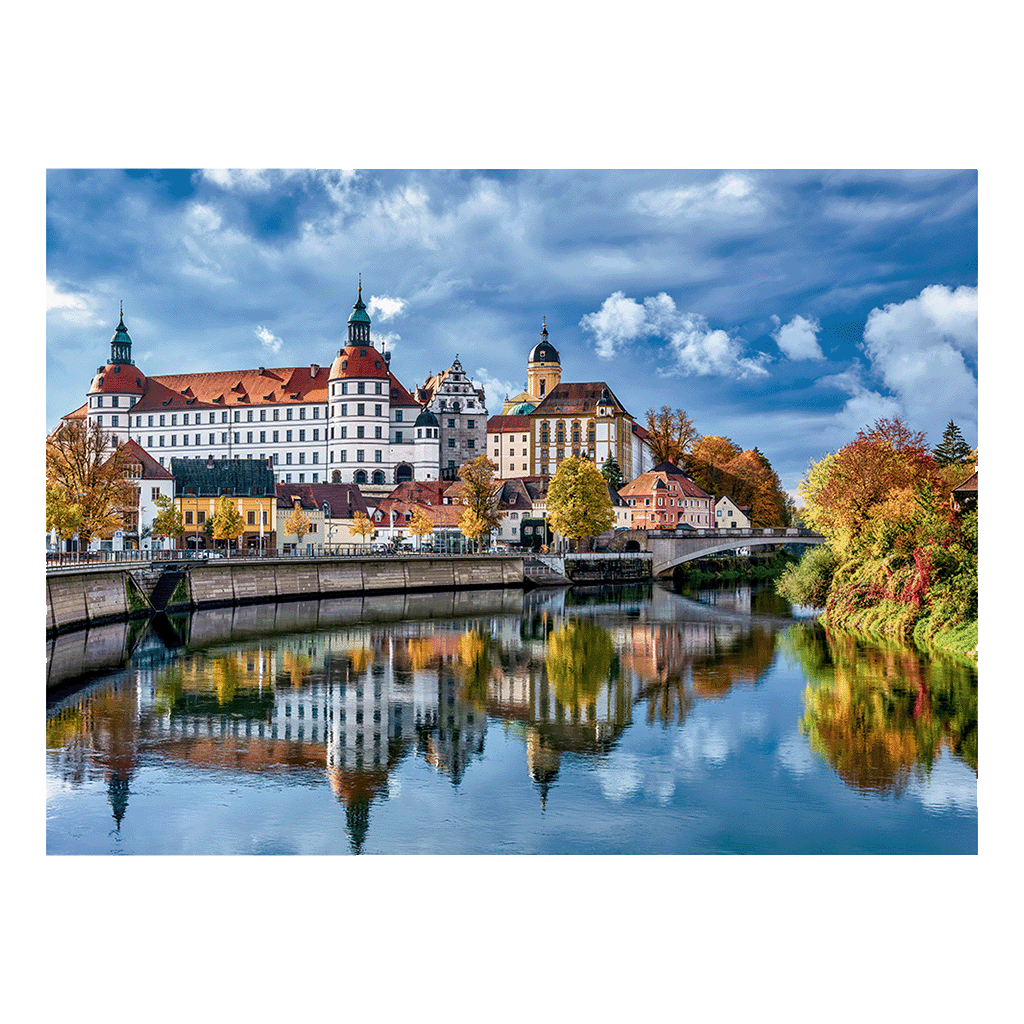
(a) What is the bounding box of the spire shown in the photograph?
[347,277,371,343]
[541,317,548,338]
[110,302,133,365]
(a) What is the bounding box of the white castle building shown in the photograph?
[73,284,459,490]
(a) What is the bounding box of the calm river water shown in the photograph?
[46,582,977,855]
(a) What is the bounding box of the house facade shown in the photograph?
[618,462,714,530]
[714,495,751,529]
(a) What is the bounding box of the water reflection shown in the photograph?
[46,583,978,853]
[783,625,978,793]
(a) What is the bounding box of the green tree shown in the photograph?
[546,455,615,551]
[644,406,700,467]
[601,454,623,491]
[151,493,184,546]
[210,496,245,550]
[933,420,974,467]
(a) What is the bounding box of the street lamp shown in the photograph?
[322,501,334,554]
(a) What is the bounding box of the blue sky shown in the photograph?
[46,168,977,496]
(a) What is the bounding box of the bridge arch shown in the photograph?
[647,531,826,577]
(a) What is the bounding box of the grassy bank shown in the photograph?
[677,551,797,585]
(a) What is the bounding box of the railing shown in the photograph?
[45,545,523,568]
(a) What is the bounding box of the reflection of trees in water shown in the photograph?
[624,621,777,728]
[784,625,978,794]
[545,620,616,712]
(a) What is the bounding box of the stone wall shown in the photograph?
[47,556,524,634]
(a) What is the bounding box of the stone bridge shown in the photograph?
[614,528,825,577]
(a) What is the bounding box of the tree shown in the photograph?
[545,455,615,551]
[933,420,974,467]
[283,503,312,551]
[151,494,184,547]
[688,435,741,496]
[349,511,375,544]
[407,506,434,548]
[210,496,245,549]
[644,406,700,467]
[805,417,945,557]
[46,484,83,548]
[456,455,503,552]
[601,454,623,491]
[46,419,136,545]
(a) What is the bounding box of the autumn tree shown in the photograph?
[46,484,83,549]
[455,455,503,552]
[151,493,184,547]
[803,417,946,558]
[688,435,742,497]
[46,419,136,545]
[407,506,434,548]
[210,496,245,550]
[933,420,974,468]
[545,455,615,552]
[644,406,700,468]
[283,503,313,551]
[349,511,375,545]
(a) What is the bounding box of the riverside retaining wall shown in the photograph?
[46,556,524,635]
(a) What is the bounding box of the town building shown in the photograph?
[415,356,489,479]
[70,287,444,498]
[714,495,752,529]
[275,484,327,555]
[487,414,532,478]
[171,456,277,552]
[618,462,714,530]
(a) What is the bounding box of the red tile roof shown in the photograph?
[531,381,630,418]
[113,438,175,479]
[487,415,531,432]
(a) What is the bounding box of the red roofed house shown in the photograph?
[618,462,714,530]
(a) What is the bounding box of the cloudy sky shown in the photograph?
[46,168,977,495]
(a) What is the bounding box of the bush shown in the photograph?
[776,544,837,607]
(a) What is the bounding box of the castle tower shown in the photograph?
[86,304,146,445]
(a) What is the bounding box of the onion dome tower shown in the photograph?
[328,279,392,481]
[87,303,146,444]
[527,318,561,400]
[413,405,440,480]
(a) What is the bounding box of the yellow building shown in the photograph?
[172,456,277,552]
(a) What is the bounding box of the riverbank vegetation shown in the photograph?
[677,550,797,585]
[777,418,977,661]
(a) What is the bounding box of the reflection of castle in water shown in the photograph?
[46,585,784,845]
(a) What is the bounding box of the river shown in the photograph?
[45,581,977,854]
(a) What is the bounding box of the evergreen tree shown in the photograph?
[601,455,623,491]
[933,420,974,467]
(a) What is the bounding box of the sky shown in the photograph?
[46,168,978,497]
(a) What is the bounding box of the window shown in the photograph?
[374,426,382,439]
[341,404,348,416]
[357,382,365,395]
[467,419,475,429]
[374,450,382,462]
[357,426,364,438]
[341,426,348,439]
[357,403,365,416]
[357,450,364,462]
[374,404,382,417]
[185,510,194,525]
[286,408,293,420]
[396,431,403,443]
[247,511,256,525]
[395,410,403,421]
[448,438,455,447]
[286,430,293,442]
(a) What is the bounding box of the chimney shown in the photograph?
[258,366,265,375]
[311,363,319,375]
[207,455,214,470]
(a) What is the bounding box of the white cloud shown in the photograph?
[255,325,283,354]
[580,289,770,378]
[633,172,763,220]
[367,294,405,321]
[201,169,298,193]
[771,314,824,361]
[578,290,648,358]
[474,367,520,415]
[46,281,103,325]
[186,202,222,233]
[821,365,904,434]
[372,330,400,355]
[861,284,978,437]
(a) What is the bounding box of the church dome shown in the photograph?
[528,319,559,364]
[507,400,536,415]
[415,407,439,428]
[528,341,559,365]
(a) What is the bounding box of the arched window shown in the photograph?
[355,470,367,484]
[372,470,385,485]
[396,464,413,483]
